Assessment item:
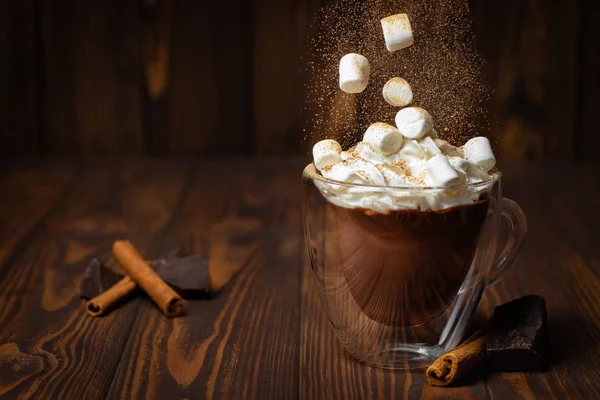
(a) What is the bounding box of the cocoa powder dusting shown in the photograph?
[302,0,490,148]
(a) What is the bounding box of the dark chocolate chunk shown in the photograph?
[79,254,211,300]
[153,255,211,298]
[79,259,123,298]
[486,295,548,371]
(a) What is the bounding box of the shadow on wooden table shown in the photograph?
[548,315,596,368]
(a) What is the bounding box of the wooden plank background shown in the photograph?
[0,0,597,159]
[1,159,599,398]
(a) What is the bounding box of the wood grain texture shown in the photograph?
[577,0,600,160]
[0,1,597,158]
[300,229,490,400]
[0,159,599,399]
[0,160,192,399]
[168,1,251,155]
[39,0,143,156]
[299,161,600,399]
[107,160,303,399]
[470,0,580,160]
[0,164,74,270]
[252,0,323,155]
[473,163,600,399]
[0,0,6,156]
[0,0,39,158]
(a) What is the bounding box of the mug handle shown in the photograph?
[486,198,528,287]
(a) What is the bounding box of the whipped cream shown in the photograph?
[312,122,496,213]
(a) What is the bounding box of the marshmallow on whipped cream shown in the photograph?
[312,139,342,170]
[395,107,434,139]
[463,136,496,172]
[312,116,496,212]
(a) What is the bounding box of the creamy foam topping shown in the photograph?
[312,130,496,213]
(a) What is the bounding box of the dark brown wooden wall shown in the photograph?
[0,0,598,159]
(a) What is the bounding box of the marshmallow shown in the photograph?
[363,123,404,155]
[463,137,496,171]
[350,142,386,164]
[325,157,385,186]
[426,154,460,187]
[339,53,370,94]
[447,156,469,184]
[379,164,412,187]
[418,136,442,159]
[397,139,425,163]
[434,139,463,157]
[313,139,342,171]
[383,77,413,107]
[395,107,434,139]
[448,157,490,184]
[381,14,414,52]
[467,162,492,183]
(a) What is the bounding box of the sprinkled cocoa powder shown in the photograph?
[303,0,490,148]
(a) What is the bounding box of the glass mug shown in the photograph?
[302,164,527,368]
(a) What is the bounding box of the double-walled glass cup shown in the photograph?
[302,164,527,369]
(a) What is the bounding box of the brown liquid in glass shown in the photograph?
[328,199,489,327]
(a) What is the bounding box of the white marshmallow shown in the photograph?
[379,164,411,187]
[382,77,413,107]
[313,139,342,171]
[363,123,404,155]
[418,136,442,159]
[339,53,370,94]
[395,107,434,139]
[348,142,386,165]
[463,137,496,171]
[447,157,468,184]
[426,154,460,187]
[397,139,425,163]
[468,164,491,183]
[434,139,463,157]
[325,157,385,186]
[448,157,490,184]
[381,14,414,52]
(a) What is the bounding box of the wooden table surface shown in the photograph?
[0,158,598,399]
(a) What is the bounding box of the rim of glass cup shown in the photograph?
[303,163,502,191]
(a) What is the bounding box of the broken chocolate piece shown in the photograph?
[153,255,211,298]
[79,255,211,300]
[486,295,547,371]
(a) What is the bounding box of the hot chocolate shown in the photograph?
[310,113,496,328]
[302,11,528,368]
[327,199,489,326]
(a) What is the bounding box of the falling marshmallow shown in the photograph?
[426,154,460,187]
[313,139,342,171]
[383,77,413,107]
[463,137,496,172]
[363,123,404,155]
[381,14,414,53]
[339,53,370,94]
[395,107,434,139]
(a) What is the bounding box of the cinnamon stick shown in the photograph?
[86,276,137,317]
[426,329,487,387]
[112,240,184,317]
